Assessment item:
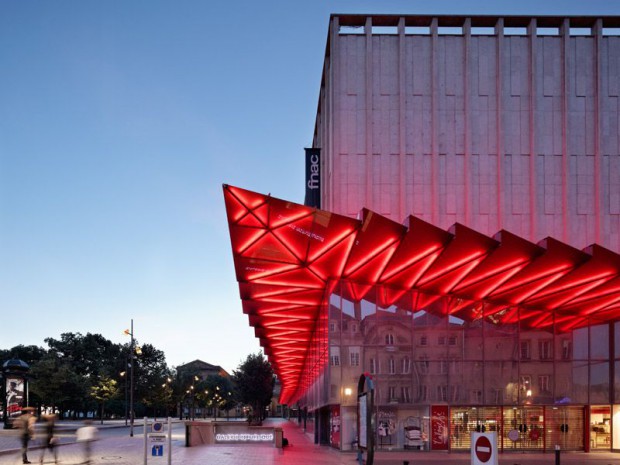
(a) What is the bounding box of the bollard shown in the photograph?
[555,444,560,465]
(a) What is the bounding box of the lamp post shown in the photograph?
[120,368,128,427]
[124,319,136,437]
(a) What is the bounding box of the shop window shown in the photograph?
[539,339,553,360]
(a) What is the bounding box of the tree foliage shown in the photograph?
[232,352,274,422]
[1,332,172,420]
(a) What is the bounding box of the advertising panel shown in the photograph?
[6,378,25,421]
[431,405,449,450]
[329,405,341,448]
[358,393,368,449]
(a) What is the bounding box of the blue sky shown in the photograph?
[1,0,618,373]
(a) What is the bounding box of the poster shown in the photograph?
[431,405,449,450]
[329,405,341,448]
[377,406,397,444]
[6,378,25,420]
[358,394,367,449]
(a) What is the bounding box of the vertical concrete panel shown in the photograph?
[321,15,620,251]
[611,155,620,215]
[608,37,620,97]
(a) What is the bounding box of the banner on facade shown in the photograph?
[304,148,320,208]
[431,405,449,450]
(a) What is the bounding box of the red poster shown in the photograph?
[430,405,449,451]
[330,405,341,448]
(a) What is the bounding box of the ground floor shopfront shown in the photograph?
[311,404,619,453]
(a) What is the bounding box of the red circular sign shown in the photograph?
[475,435,492,463]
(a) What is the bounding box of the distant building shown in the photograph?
[176,360,230,381]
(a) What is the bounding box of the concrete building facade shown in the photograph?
[313,14,620,252]
[308,14,620,454]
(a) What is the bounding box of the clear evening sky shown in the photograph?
[1,0,618,374]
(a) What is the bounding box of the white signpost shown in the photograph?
[143,417,172,465]
[471,432,498,465]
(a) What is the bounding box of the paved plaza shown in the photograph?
[1,418,619,465]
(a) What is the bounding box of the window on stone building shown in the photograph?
[539,339,553,360]
[538,375,551,394]
[401,386,411,403]
[401,357,411,374]
[349,346,360,366]
[330,347,340,366]
[388,386,397,402]
[520,340,531,360]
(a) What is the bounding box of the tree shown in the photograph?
[233,352,274,424]
[29,350,84,418]
[90,375,119,424]
[197,375,235,419]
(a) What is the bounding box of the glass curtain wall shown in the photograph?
[317,281,615,451]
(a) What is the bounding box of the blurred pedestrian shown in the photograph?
[17,407,36,464]
[76,419,98,465]
[39,414,58,464]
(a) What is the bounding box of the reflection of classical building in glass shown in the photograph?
[225,13,620,454]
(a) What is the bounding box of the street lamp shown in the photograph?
[120,369,128,426]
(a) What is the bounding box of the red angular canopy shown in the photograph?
[224,185,620,404]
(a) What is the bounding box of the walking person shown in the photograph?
[39,414,58,464]
[17,407,36,464]
[76,419,98,465]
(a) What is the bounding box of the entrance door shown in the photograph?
[545,406,584,451]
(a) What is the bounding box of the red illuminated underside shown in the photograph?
[223,185,620,405]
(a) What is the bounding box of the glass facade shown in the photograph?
[298,282,620,452]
